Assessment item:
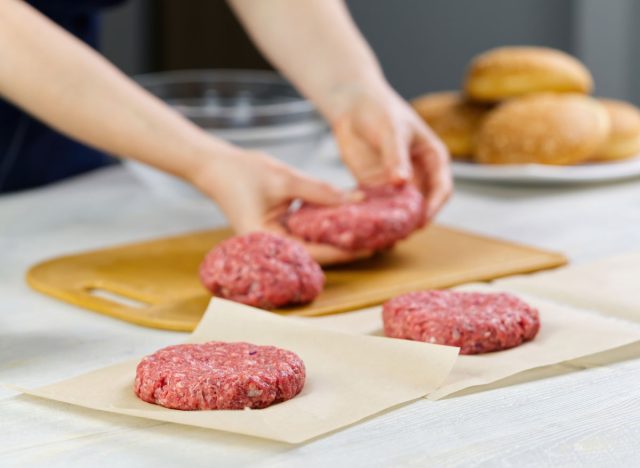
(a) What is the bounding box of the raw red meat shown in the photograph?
[383,290,540,354]
[134,341,306,410]
[285,184,426,251]
[199,231,324,309]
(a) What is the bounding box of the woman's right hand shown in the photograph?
[190,147,372,266]
[0,2,368,265]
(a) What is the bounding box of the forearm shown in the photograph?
[228,0,388,122]
[0,0,233,182]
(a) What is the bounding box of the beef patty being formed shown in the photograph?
[285,184,426,251]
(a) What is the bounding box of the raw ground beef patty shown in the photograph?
[199,231,324,309]
[134,341,306,410]
[383,290,540,354]
[284,184,426,251]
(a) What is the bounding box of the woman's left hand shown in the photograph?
[330,84,453,221]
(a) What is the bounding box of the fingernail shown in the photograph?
[395,166,411,182]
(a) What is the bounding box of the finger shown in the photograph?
[334,119,387,187]
[412,125,453,219]
[305,243,374,266]
[343,136,387,187]
[222,202,265,236]
[381,125,413,185]
[285,169,350,206]
[263,220,373,266]
[425,172,453,220]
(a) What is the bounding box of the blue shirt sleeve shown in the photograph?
[0,0,126,193]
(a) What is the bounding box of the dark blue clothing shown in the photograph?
[0,0,125,193]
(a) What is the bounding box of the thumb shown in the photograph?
[286,170,352,206]
[381,130,412,184]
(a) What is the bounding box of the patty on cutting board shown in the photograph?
[199,231,324,309]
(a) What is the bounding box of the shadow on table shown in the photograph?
[444,341,640,399]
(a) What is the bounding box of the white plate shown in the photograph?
[452,155,640,185]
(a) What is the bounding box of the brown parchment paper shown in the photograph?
[17,298,458,444]
[310,282,640,400]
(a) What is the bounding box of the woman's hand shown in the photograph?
[229,0,453,222]
[0,2,367,265]
[330,84,453,221]
[191,148,371,265]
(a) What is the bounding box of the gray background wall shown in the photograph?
[102,0,640,104]
[347,0,573,98]
[101,0,151,75]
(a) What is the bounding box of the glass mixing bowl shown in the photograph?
[126,70,332,199]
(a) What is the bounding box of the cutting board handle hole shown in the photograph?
[87,288,150,309]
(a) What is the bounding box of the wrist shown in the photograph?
[320,74,393,124]
[183,138,240,199]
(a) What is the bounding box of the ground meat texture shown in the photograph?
[199,231,324,309]
[285,184,426,251]
[383,291,540,354]
[134,342,306,410]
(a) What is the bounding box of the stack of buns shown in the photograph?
[412,46,640,165]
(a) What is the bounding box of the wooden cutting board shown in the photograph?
[26,225,567,332]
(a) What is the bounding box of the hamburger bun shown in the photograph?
[412,91,489,159]
[592,99,640,161]
[475,93,610,165]
[465,46,593,102]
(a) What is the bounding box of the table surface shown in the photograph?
[2,162,640,467]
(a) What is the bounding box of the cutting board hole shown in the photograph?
[88,288,150,309]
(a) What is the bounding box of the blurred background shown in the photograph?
[101,0,640,104]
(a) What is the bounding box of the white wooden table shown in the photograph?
[2,164,640,467]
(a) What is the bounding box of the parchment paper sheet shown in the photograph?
[311,281,640,400]
[495,252,640,323]
[17,299,458,443]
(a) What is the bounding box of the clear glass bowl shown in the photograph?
[126,70,331,199]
